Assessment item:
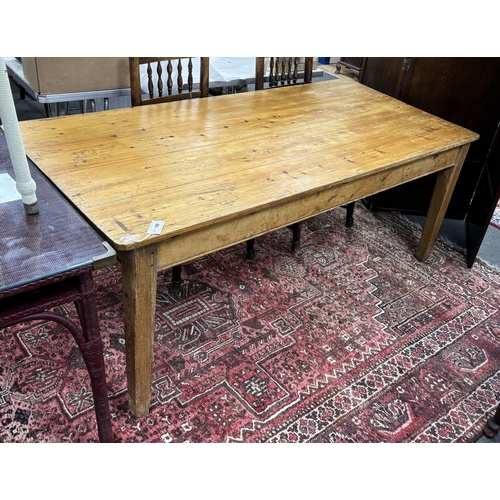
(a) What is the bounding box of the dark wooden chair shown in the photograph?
[255,57,313,90]
[246,58,313,260]
[129,57,210,291]
[129,57,209,106]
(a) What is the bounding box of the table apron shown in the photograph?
[143,147,461,271]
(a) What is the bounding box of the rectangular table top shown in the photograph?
[17,78,479,255]
[0,130,115,292]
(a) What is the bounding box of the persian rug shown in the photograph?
[490,200,500,230]
[1,204,499,443]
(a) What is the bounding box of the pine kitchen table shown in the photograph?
[18,77,479,417]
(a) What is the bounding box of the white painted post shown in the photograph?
[0,57,38,214]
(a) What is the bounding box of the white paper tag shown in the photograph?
[147,220,165,235]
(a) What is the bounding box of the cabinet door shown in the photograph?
[359,57,406,98]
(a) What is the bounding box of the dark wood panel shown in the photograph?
[359,57,405,97]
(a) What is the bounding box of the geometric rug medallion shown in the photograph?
[1,204,499,442]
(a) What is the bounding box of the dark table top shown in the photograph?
[0,129,115,292]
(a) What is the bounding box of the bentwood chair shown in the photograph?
[245,58,313,260]
[129,57,210,291]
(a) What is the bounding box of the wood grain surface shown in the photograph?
[19,78,478,256]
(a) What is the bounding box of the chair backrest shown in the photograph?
[255,57,313,90]
[129,57,209,106]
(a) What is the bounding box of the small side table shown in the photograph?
[0,130,116,442]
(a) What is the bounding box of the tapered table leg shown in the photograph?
[119,244,158,417]
[415,145,470,262]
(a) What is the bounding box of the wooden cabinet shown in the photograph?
[359,57,500,266]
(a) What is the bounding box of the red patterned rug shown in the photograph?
[1,204,499,443]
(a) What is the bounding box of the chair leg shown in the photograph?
[246,239,256,260]
[290,222,302,252]
[246,222,302,260]
[75,272,113,443]
[345,202,355,227]
[172,264,182,292]
[484,404,500,438]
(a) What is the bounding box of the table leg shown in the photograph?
[415,144,470,262]
[120,245,158,417]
